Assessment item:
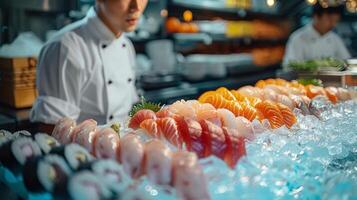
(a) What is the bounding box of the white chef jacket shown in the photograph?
[283,23,351,69]
[30,7,139,125]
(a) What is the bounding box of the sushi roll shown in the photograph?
[12,130,32,139]
[0,137,42,174]
[53,170,112,200]
[50,144,94,170]
[34,133,60,154]
[23,155,72,193]
[78,159,131,194]
[0,129,12,147]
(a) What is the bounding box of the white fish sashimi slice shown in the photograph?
[119,134,144,179]
[169,100,196,119]
[52,118,76,144]
[235,117,254,139]
[143,140,172,185]
[94,128,120,159]
[217,108,236,129]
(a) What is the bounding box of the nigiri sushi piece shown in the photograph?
[276,103,297,128]
[93,128,120,159]
[172,151,210,200]
[71,119,98,153]
[217,108,236,129]
[128,109,157,129]
[140,119,160,139]
[143,140,172,185]
[119,133,144,178]
[52,118,76,144]
[222,127,246,168]
[156,117,183,148]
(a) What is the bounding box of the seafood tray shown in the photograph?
[1,78,357,200]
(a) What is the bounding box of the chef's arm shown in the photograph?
[30,38,84,125]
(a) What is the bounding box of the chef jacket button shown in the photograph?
[122,43,126,48]
[109,115,113,120]
[108,80,113,85]
[102,44,107,49]
[127,78,132,83]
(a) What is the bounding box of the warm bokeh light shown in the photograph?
[160,9,168,17]
[183,10,193,22]
[306,0,317,5]
[267,0,275,7]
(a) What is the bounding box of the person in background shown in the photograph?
[283,3,351,68]
[30,0,148,132]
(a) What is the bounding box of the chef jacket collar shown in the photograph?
[306,23,332,40]
[85,7,124,45]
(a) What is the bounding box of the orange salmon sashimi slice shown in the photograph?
[216,87,237,101]
[240,102,258,121]
[255,101,285,129]
[305,84,327,99]
[156,117,183,149]
[222,127,246,168]
[276,103,297,128]
[325,87,338,104]
[129,109,157,129]
[140,119,160,138]
[230,90,246,102]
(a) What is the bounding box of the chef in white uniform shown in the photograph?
[283,3,351,68]
[30,0,148,129]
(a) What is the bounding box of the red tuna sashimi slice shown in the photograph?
[200,120,227,159]
[156,117,183,149]
[173,116,194,151]
[129,109,157,129]
[139,119,160,138]
[222,127,246,168]
[198,120,218,158]
[177,117,206,158]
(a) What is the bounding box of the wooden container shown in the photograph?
[0,57,37,73]
[0,57,37,108]
[0,85,37,108]
[298,70,357,87]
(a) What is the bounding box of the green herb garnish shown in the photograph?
[129,97,161,117]
[297,78,323,86]
[110,122,121,136]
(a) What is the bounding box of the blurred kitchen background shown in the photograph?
[0,0,357,130]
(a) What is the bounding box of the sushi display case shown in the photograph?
[1,78,357,200]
